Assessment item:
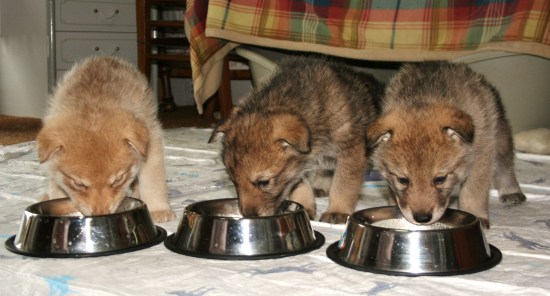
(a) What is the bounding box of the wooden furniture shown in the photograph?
[135,0,186,112]
[136,0,250,118]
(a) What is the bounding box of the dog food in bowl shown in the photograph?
[371,218,452,230]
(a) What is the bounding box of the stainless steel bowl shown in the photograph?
[5,197,166,258]
[164,198,325,259]
[326,206,501,276]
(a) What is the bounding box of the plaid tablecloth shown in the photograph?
[186,0,550,113]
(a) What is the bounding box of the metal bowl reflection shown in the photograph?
[164,198,324,259]
[326,206,501,276]
[4,197,166,258]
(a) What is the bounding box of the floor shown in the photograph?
[0,115,42,146]
[0,105,219,146]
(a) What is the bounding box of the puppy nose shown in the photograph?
[92,207,111,216]
[413,213,432,223]
[239,205,258,217]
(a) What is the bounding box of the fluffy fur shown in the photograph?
[210,56,381,224]
[36,56,175,223]
[367,61,526,227]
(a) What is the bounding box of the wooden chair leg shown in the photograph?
[218,56,233,120]
[202,95,218,119]
[158,66,177,112]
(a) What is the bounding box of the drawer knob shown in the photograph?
[92,46,121,55]
[93,8,119,20]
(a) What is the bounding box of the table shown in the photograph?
[185,0,550,112]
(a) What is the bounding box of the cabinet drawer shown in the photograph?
[55,0,136,32]
[56,32,137,70]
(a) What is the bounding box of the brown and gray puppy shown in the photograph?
[367,61,526,227]
[210,56,381,223]
[37,56,176,223]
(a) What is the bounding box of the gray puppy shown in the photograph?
[367,61,526,227]
[210,56,381,223]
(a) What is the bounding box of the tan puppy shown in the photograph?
[210,56,381,224]
[367,61,526,227]
[36,56,175,223]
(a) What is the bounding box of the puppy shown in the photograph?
[36,56,176,223]
[367,61,526,227]
[210,56,381,223]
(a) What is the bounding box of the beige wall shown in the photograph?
[0,0,49,118]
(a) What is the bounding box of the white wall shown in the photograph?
[0,0,49,118]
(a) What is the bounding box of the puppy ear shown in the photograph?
[125,120,149,157]
[367,117,392,148]
[370,131,392,147]
[36,127,63,163]
[208,107,239,143]
[209,121,229,143]
[272,113,311,153]
[443,109,475,143]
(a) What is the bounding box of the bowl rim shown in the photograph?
[349,206,480,232]
[24,197,146,219]
[184,198,307,221]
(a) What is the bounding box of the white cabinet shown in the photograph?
[49,0,137,84]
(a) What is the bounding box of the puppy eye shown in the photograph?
[397,177,409,186]
[255,179,270,188]
[111,176,124,188]
[433,175,447,185]
[71,180,88,191]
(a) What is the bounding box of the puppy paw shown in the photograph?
[479,218,490,229]
[305,208,316,221]
[150,209,176,223]
[319,212,349,224]
[500,192,526,205]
